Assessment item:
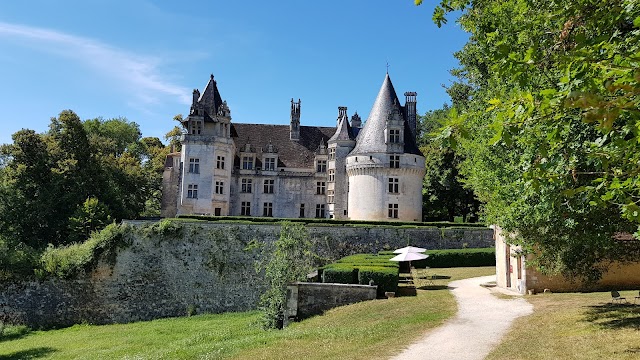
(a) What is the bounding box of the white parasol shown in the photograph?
[393,246,427,254]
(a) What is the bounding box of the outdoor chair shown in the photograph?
[611,290,626,304]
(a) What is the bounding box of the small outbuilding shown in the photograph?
[494,226,640,294]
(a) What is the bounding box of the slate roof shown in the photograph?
[329,114,355,142]
[198,74,224,116]
[231,123,334,168]
[350,73,422,156]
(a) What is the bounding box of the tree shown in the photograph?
[415,0,640,281]
[258,222,316,329]
[419,107,481,221]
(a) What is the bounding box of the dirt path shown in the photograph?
[390,275,533,360]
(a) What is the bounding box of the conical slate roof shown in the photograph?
[329,113,355,142]
[350,73,401,154]
[350,73,422,156]
[198,74,224,115]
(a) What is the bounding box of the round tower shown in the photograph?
[346,73,425,221]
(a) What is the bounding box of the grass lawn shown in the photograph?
[0,267,494,360]
[486,290,640,360]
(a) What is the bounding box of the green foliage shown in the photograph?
[322,266,359,284]
[67,197,113,243]
[0,111,169,252]
[0,236,37,282]
[39,223,131,279]
[259,222,316,329]
[322,253,400,297]
[357,266,399,296]
[379,248,495,268]
[419,0,640,281]
[141,219,183,238]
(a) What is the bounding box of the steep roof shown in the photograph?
[231,124,334,168]
[349,73,422,156]
[198,74,224,115]
[329,114,355,142]
[350,73,401,154]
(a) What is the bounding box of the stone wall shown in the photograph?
[0,221,493,328]
[284,282,377,326]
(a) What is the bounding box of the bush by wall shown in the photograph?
[379,248,495,268]
[39,223,132,279]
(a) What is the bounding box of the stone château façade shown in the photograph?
[161,73,425,221]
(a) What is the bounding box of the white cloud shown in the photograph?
[0,21,191,105]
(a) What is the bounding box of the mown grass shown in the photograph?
[486,290,640,360]
[0,267,494,360]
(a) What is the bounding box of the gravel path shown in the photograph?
[390,275,533,360]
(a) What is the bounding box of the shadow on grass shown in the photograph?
[584,303,640,330]
[417,285,450,291]
[0,326,30,343]
[0,347,57,360]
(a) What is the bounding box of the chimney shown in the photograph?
[404,92,417,141]
[290,98,301,141]
[337,106,348,126]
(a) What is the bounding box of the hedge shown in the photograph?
[322,265,358,284]
[175,215,488,229]
[357,266,399,297]
[379,248,495,268]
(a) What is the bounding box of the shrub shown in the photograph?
[357,266,399,297]
[322,265,358,284]
[39,223,131,279]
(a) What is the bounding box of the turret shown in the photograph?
[351,112,362,129]
[404,92,417,141]
[290,98,301,141]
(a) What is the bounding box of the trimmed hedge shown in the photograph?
[175,215,488,229]
[357,266,399,297]
[322,266,358,284]
[379,248,495,268]
[322,253,400,297]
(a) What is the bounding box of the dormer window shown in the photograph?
[389,129,400,143]
[242,156,254,170]
[316,160,327,173]
[264,157,276,171]
[189,120,202,135]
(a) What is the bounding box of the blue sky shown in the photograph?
[0,0,468,146]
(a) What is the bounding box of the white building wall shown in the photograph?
[346,153,425,221]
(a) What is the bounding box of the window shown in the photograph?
[327,190,334,204]
[315,204,325,218]
[190,120,202,135]
[264,157,276,171]
[316,181,326,195]
[188,158,200,173]
[388,177,399,193]
[389,155,400,169]
[316,160,327,173]
[241,178,252,193]
[329,148,336,160]
[263,202,273,217]
[388,203,399,219]
[187,184,198,198]
[299,204,305,218]
[242,156,254,170]
[263,179,275,194]
[389,129,400,143]
[215,181,224,195]
[328,169,335,182]
[241,201,251,216]
[214,208,221,216]
[216,156,225,169]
